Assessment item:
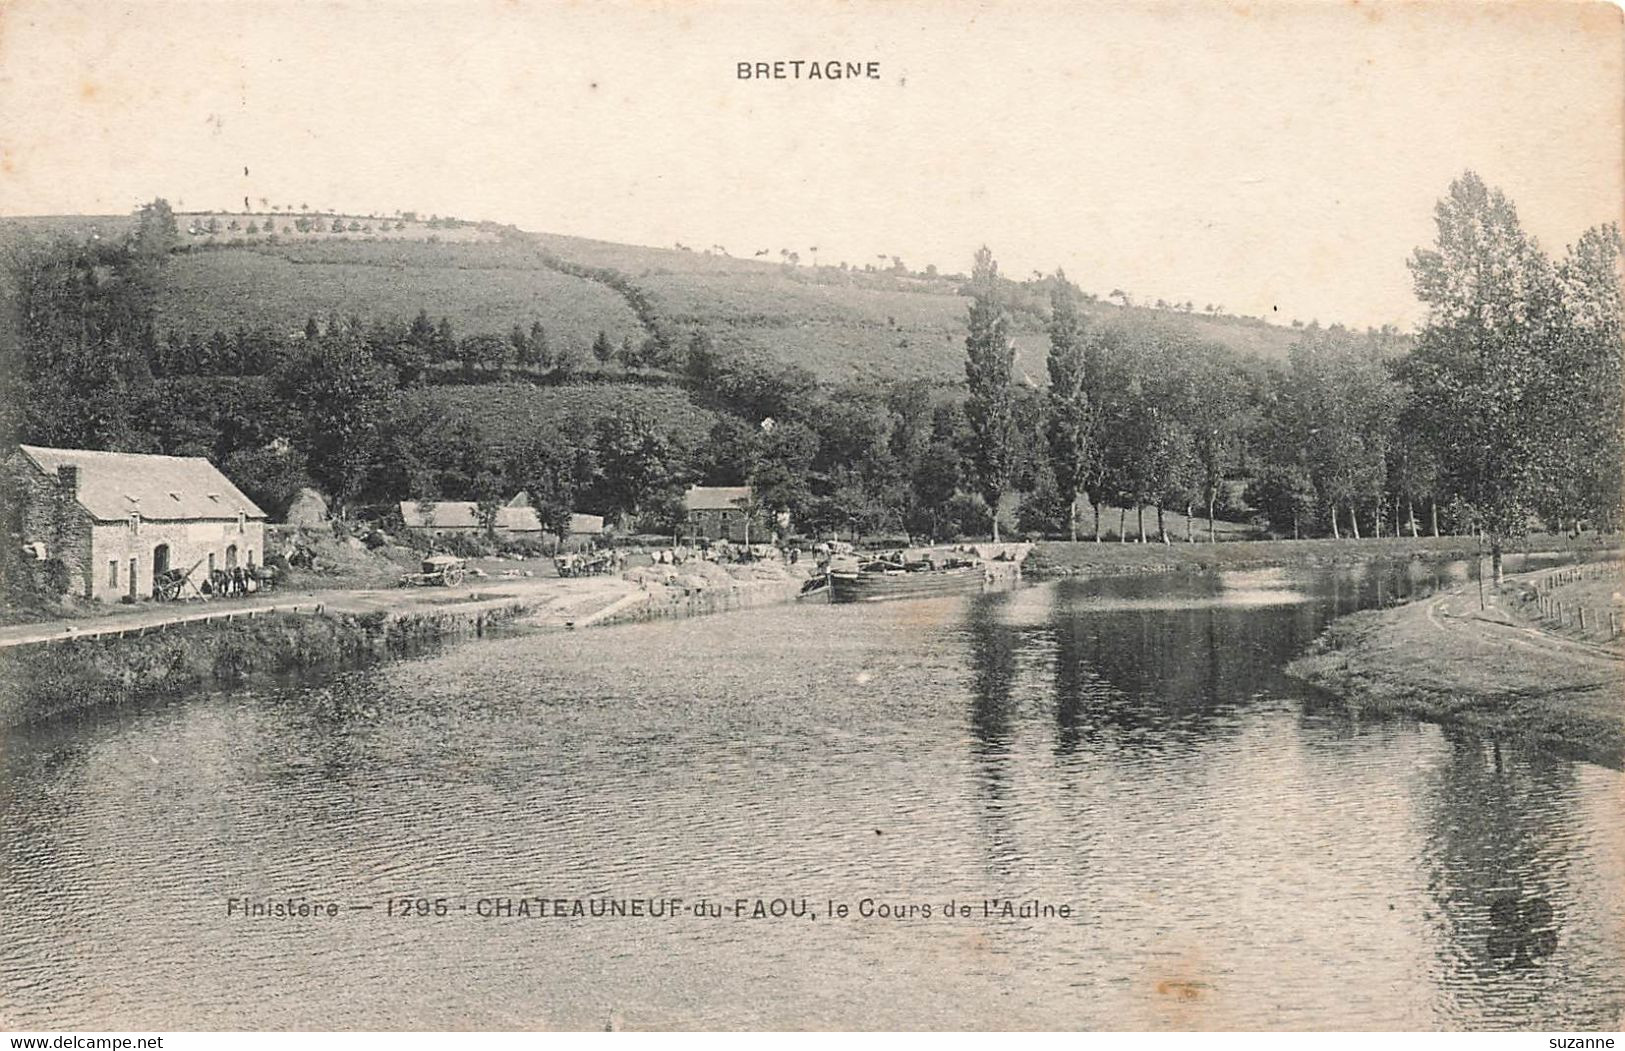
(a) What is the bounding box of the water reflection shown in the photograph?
[964,592,1018,753]
[1,557,1620,1029]
[1419,728,1625,1029]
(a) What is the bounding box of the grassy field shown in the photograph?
[1504,559,1625,649]
[578,237,1302,382]
[155,243,643,349]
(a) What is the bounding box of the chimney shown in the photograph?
[53,463,79,546]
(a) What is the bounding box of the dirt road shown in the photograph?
[0,575,636,650]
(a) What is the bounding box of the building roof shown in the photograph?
[15,445,267,522]
[684,485,753,512]
[398,501,606,535]
[568,513,605,535]
[399,501,541,531]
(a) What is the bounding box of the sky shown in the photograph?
[0,0,1619,330]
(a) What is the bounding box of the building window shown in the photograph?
[129,512,141,536]
[208,553,216,576]
[237,510,245,533]
[109,560,118,589]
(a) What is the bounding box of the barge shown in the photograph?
[825,544,1029,604]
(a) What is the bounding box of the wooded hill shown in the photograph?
[9,177,1608,572]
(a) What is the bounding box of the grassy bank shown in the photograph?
[1285,563,1625,768]
[0,603,529,727]
[1026,533,1619,579]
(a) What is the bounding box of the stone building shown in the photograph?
[398,496,604,546]
[683,485,771,543]
[6,445,268,603]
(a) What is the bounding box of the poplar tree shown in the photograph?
[1400,171,1561,582]
[963,246,1018,542]
[1045,271,1092,541]
[1546,224,1624,531]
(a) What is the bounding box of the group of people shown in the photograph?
[553,550,625,577]
[646,540,788,566]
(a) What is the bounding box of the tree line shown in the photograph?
[958,171,1621,578]
[3,173,1619,572]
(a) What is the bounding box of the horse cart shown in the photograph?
[153,560,205,602]
[554,551,619,578]
[399,553,467,587]
[153,559,278,601]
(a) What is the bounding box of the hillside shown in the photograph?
[155,240,643,351]
[527,230,1306,381]
[2,214,1309,382]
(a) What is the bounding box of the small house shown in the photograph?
[399,497,606,547]
[505,492,607,538]
[398,500,544,537]
[684,485,772,543]
[5,445,268,603]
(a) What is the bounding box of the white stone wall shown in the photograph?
[87,518,266,602]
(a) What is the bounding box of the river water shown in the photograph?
[2,560,1622,1030]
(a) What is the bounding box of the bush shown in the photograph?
[433,532,494,558]
[499,537,551,558]
[397,529,434,554]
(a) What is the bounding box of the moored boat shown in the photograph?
[828,561,989,603]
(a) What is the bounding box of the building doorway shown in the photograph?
[225,544,238,570]
[128,557,138,600]
[153,543,170,578]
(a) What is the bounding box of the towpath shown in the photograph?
[1416,566,1622,672]
[0,575,636,650]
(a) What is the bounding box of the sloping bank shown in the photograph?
[1284,567,1625,768]
[0,602,533,727]
[575,561,812,627]
[0,564,817,726]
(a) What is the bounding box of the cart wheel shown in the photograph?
[443,566,465,586]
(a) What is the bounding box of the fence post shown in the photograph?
[1579,608,1588,631]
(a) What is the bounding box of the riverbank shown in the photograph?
[0,562,819,725]
[1286,561,1625,767]
[0,574,638,725]
[0,573,633,650]
[0,603,519,726]
[1027,532,1618,579]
